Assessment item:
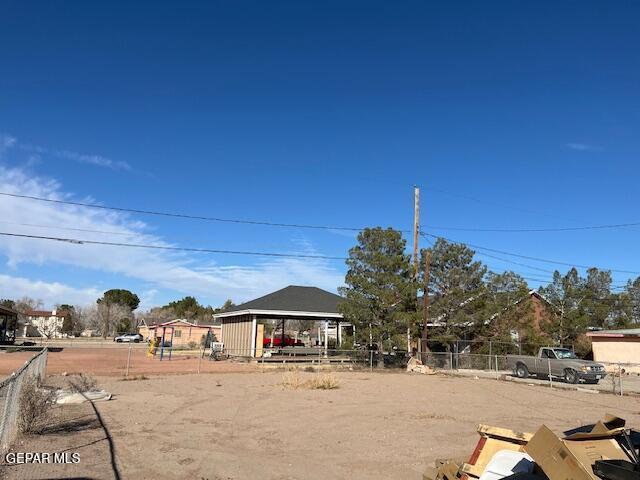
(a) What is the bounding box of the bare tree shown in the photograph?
[97,302,132,338]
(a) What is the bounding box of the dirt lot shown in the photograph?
[0,348,256,376]
[3,370,640,480]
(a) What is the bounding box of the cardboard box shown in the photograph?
[461,425,533,479]
[525,425,630,480]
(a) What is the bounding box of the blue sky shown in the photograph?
[0,1,639,309]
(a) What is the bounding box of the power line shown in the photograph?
[0,232,347,260]
[421,232,640,276]
[6,191,640,236]
[0,192,407,233]
[0,220,136,237]
[3,190,638,277]
[426,222,640,233]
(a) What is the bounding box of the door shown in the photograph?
[539,348,558,377]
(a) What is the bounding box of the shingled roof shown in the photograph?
[224,286,343,314]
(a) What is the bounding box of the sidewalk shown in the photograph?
[440,367,640,395]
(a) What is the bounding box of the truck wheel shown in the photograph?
[564,369,579,384]
[515,363,529,379]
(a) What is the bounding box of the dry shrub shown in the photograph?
[281,371,339,390]
[67,373,98,393]
[18,375,55,434]
[307,373,339,390]
[281,370,305,390]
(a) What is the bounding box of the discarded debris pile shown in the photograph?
[424,415,640,480]
[407,357,436,375]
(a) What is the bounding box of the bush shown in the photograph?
[307,373,339,390]
[280,371,339,390]
[18,375,55,434]
[67,373,97,393]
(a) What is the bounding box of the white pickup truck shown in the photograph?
[506,347,606,384]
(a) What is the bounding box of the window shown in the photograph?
[554,349,576,359]
[174,329,182,338]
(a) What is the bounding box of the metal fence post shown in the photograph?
[488,341,492,370]
[125,343,132,377]
[619,364,623,396]
[369,350,373,372]
[495,355,499,380]
[547,358,552,389]
[197,347,203,374]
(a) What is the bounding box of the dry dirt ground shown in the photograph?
[0,348,256,376]
[3,370,640,480]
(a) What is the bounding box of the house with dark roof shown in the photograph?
[214,285,348,357]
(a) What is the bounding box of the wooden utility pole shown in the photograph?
[413,186,420,278]
[409,186,420,354]
[422,250,431,354]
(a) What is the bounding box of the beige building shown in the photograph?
[141,319,220,348]
[587,328,640,373]
[24,309,71,338]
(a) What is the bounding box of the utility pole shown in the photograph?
[409,186,420,354]
[413,186,420,278]
[422,250,431,356]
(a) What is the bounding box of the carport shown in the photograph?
[214,285,348,357]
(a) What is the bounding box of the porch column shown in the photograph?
[337,320,342,346]
[324,319,329,357]
[250,315,257,357]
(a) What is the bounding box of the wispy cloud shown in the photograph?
[20,144,131,171]
[566,143,602,152]
[0,165,344,307]
[0,134,17,157]
[0,274,102,307]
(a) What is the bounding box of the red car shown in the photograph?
[263,337,304,347]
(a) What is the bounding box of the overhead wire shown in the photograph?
[0,192,402,233]
[1,190,638,278]
[421,232,640,275]
[0,232,347,260]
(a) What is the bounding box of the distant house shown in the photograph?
[24,309,71,338]
[418,290,557,351]
[141,319,220,348]
[587,328,640,372]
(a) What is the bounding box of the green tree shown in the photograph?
[539,268,588,345]
[338,227,417,351]
[611,277,640,327]
[0,299,16,310]
[219,299,236,312]
[98,289,140,311]
[421,238,487,348]
[116,317,132,333]
[61,315,74,335]
[582,268,613,329]
[164,296,200,319]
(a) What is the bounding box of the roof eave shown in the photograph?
[214,309,343,319]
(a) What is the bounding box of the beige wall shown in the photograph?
[591,337,640,373]
[146,324,221,348]
[221,315,254,356]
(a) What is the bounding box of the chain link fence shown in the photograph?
[1,343,639,397]
[0,348,48,456]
